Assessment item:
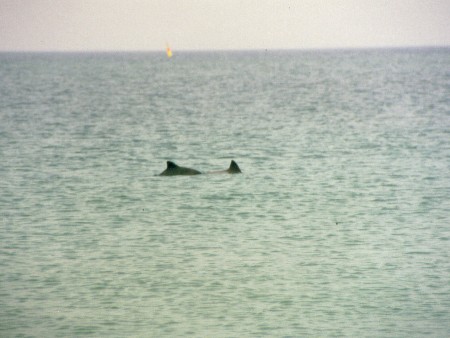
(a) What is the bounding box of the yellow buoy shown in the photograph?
[166,44,173,58]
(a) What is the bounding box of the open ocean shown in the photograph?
[1,48,449,337]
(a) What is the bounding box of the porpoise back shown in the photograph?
[159,161,202,176]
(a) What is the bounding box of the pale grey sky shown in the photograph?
[1,0,449,51]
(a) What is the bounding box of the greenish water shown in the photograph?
[1,49,449,337]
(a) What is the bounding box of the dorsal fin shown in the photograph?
[167,161,178,169]
[228,160,241,173]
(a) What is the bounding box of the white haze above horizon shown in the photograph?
[1,0,449,52]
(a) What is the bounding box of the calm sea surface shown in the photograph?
[1,49,449,337]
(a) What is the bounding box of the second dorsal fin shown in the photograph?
[227,160,241,173]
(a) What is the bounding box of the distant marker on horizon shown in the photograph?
[166,43,173,58]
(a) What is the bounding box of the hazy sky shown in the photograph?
[1,0,449,51]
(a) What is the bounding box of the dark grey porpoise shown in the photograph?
[159,161,202,176]
[159,160,242,176]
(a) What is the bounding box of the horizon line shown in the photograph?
[0,44,449,54]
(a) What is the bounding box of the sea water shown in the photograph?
[1,48,449,337]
